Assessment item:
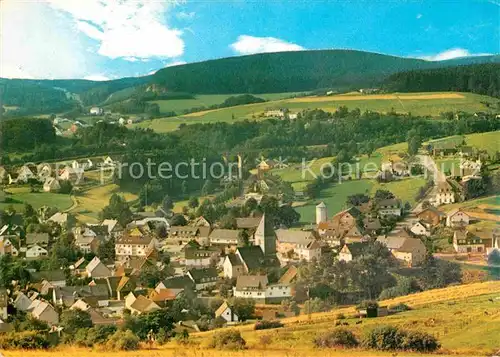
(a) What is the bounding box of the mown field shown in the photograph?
[0,187,73,211]
[133,92,498,133]
[6,281,500,357]
[294,176,426,223]
[69,184,137,223]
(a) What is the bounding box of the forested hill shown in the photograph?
[1,50,499,116]
[384,63,500,97]
[149,50,499,94]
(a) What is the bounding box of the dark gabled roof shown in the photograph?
[187,268,218,283]
[161,276,195,290]
[237,246,264,271]
[344,242,367,257]
[31,270,66,282]
[226,253,243,266]
[418,206,446,218]
[236,216,262,229]
[236,275,268,290]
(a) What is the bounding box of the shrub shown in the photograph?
[363,326,403,350]
[389,303,412,313]
[106,330,140,351]
[174,329,190,345]
[0,331,51,349]
[209,329,246,350]
[254,320,284,330]
[314,328,359,348]
[156,328,168,345]
[401,331,440,352]
[335,313,345,320]
[363,326,440,352]
[356,300,379,310]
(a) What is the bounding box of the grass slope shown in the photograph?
[135,92,498,133]
[0,187,73,211]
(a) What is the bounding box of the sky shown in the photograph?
[1,0,499,80]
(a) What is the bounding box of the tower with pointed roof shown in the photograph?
[316,202,327,225]
[254,214,276,256]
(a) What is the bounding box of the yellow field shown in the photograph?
[70,184,137,223]
[7,281,500,357]
[289,92,465,103]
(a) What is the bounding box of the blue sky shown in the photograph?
[1,0,498,80]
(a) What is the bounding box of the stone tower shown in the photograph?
[316,202,327,225]
[254,213,276,256]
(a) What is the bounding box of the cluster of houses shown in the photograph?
[0,156,120,190]
[264,109,298,120]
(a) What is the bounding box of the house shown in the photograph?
[26,233,49,248]
[52,284,110,308]
[215,301,239,323]
[156,276,195,292]
[376,236,427,267]
[0,289,8,320]
[236,216,262,230]
[14,292,33,312]
[275,229,321,262]
[71,159,93,171]
[233,275,291,304]
[43,177,61,192]
[453,230,485,253]
[338,242,367,262]
[75,235,100,254]
[264,109,286,118]
[187,268,218,290]
[317,207,362,239]
[16,165,36,183]
[37,163,53,181]
[223,253,245,279]
[0,236,19,256]
[101,219,122,238]
[446,209,470,228]
[31,270,67,288]
[169,226,200,242]
[256,159,277,171]
[26,244,48,258]
[184,246,219,268]
[148,289,178,307]
[417,207,446,227]
[460,159,482,177]
[430,181,455,206]
[209,229,240,246]
[115,228,157,261]
[410,221,431,237]
[86,257,112,278]
[363,217,382,235]
[125,292,160,315]
[59,166,84,184]
[31,301,59,325]
[90,107,103,115]
[377,199,402,217]
[102,156,119,168]
[47,212,76,229]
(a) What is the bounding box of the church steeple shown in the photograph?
[255,213,276,256]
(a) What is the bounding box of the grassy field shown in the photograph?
[294,175,426,223]
[69,184,137,223]
[461,131,500,156]
[271,157,335,191]
[0,187,73,211]
[133,92,498,133]
[7,281,500,357]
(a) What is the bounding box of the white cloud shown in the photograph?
[177,11,196,20]
[47,0,184,61]
[230,35,305,55]
[0,0,89,79]
[84,74,110,81]
[416,13,422,19]
[420,48,492,61]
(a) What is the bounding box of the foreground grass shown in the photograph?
[8,282,500,357]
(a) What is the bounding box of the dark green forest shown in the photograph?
[385,63,500,97]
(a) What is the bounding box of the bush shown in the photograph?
[356,300,379,310]
[335,313,345,320]
[209,329,246,350]
[254,320,284,330]
[174,329,190,345]
[106,330,140,351]
[314,328,359,348]
[156,328,168,345]
[0,331,51,349]
[389,303,412,313]
[363,326,440,352]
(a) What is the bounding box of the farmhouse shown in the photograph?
[453,230,485,253]
[376,236,427,267]
[417,207,446,226]
[233,275,291,303]
[446,209,470,228]
[43,177,61,192]
[215,301,239,323]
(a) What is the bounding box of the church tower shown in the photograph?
[254,213,276,256]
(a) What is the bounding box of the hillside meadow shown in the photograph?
[5,281,500,357]
[133,92,498,133]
